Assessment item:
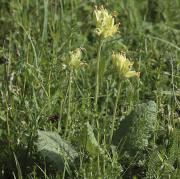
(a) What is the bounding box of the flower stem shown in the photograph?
[109,81,122,144]
[94,37,103,177]
[94,38,103,113]
[64,68,73,137]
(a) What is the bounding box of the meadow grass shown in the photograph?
[0,0,179,178]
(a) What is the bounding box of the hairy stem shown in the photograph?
[94,38,103,176]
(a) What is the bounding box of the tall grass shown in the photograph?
[0,0,179,178]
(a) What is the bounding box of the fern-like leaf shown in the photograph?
[112,101,157,153]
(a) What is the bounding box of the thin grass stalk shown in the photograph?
[109,80,122,144]
[42,0,48,42]
[103,82,110,175]
[64,68,73,137]
[48,71,52,112]
[59,0,64,43]
[4,63,11,148]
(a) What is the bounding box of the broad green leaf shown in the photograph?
[37,130,78,171]
[81,122,104,157]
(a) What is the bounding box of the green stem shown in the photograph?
[94,38,103,113]
[94,37,103,177]
[109,81,122,144]
[64,68,73,137]
[97,121,101,176]
[4,63,11,148]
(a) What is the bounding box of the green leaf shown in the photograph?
[81,122,104,157]
[0,111,6,122]
[112,101,157,152]
[13,152,23,179]
[37,130,78,171]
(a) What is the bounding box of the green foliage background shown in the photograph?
[0,0,179,178]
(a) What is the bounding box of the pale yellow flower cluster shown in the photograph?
[112,52,140,78]
[94,6,118,39]
[64,7,139,79]
[65,48,85,69]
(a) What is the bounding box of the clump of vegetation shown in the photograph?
[0,0,179,178]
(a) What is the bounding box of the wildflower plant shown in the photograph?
[109,51,140,143]
[93,6,119,114]
[93,6,119,173]
[63,48,85,137]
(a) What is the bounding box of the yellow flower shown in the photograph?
[94,6,119,39]
[65,48,86,69]
[112,52,140,78]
